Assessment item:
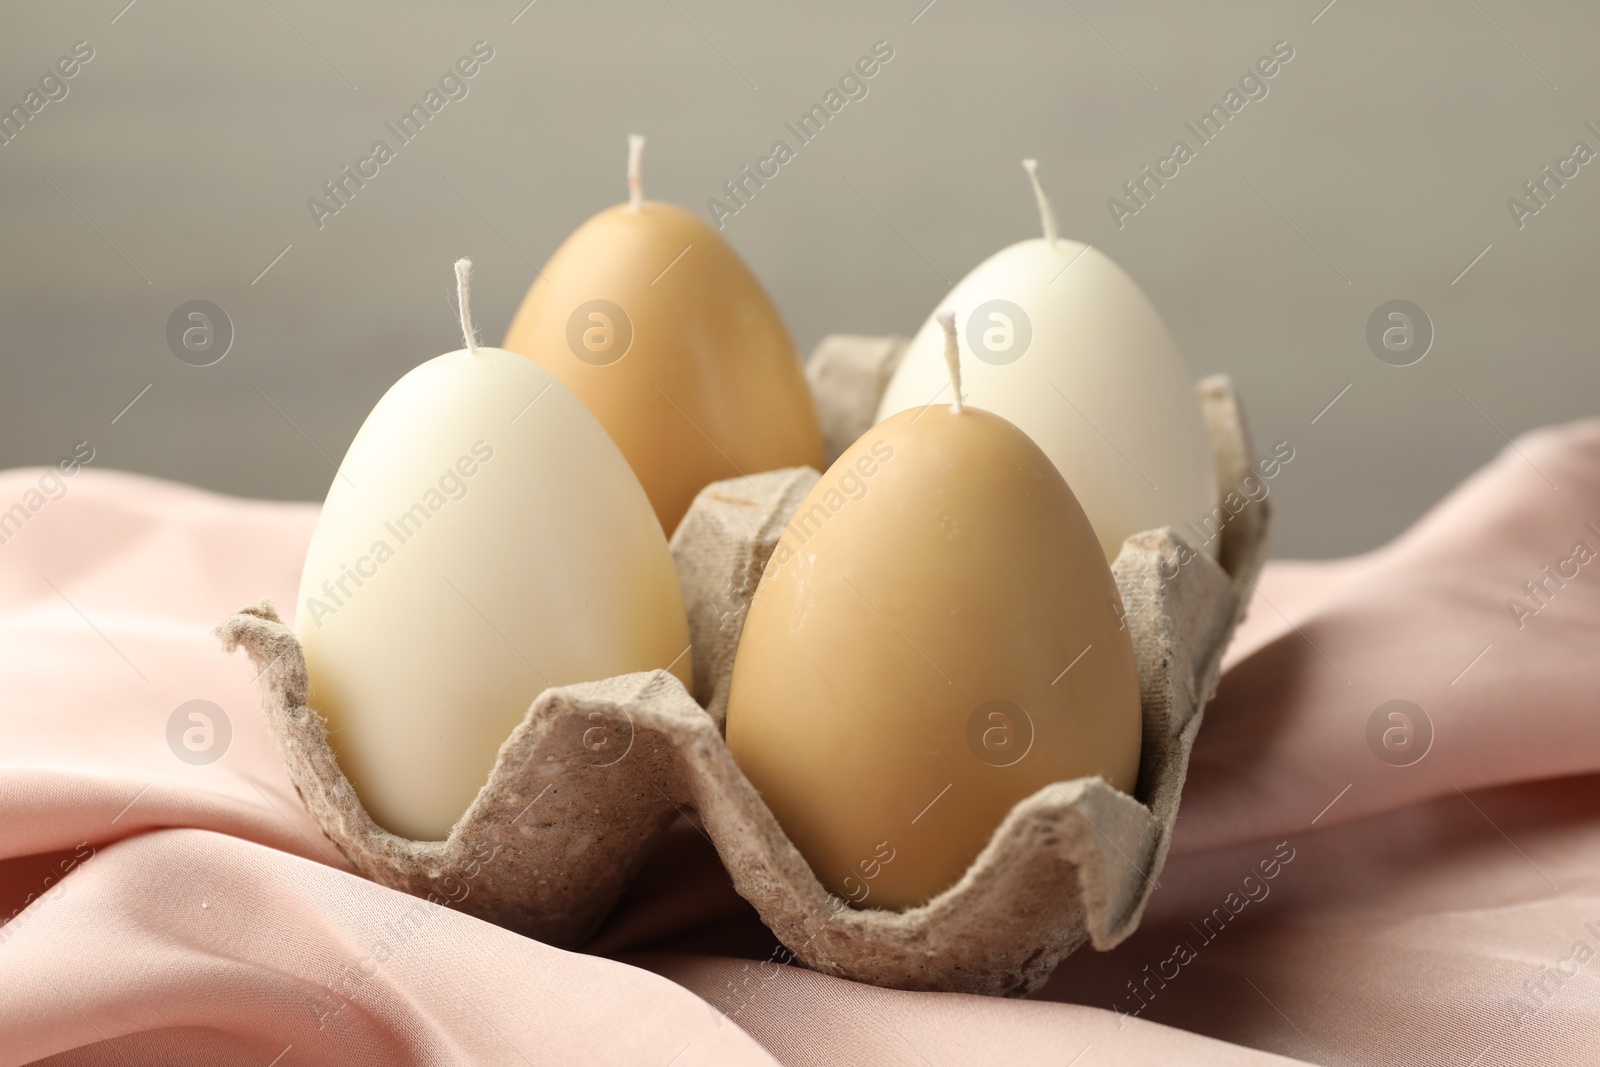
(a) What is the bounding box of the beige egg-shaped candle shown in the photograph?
[726,315,1141,911]
[295,260,691,842]
[503,135,823,534]
[877,160,1218,561]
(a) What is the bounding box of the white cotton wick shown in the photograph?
[1022,158,1058,248]
[937,311,963,413]
[454,258,479,355]
[628,134,645,210]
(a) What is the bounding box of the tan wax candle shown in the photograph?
[726,314,1142,910]
[503,135,823,534]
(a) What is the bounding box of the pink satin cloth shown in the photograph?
[2,420,1597,1066]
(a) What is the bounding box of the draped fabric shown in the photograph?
[3,419,1597,1065]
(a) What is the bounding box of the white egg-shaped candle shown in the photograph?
[294,260,691,842]
[876,160,1218,561]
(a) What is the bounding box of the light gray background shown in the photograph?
[2,0,1595,558]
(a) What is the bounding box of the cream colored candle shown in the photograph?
[877,160,1218,561]
[295,260,691,842]
[503,135,823,534]
[726,315,1141,910]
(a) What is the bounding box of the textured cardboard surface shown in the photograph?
[804,334,910,467]
[219,335,1270,995]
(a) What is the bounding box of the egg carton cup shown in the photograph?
[218,334,1269,996]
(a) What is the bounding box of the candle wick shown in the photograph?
[1022,158,1058,248]
[937,311,964,414]
[454,258,480,355]
[628,133,645,211]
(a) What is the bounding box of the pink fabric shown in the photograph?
[1,421,1597,1066]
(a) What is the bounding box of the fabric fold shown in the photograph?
[2,419,1597,1065]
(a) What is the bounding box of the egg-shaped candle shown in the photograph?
[726,315,1142,910]
[295,260,692,842]
[876,160,1217,561]
[503,136,824,534]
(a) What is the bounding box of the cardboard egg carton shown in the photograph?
[218,335,1269,997]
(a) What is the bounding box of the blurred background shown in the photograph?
[1,0,1594,558]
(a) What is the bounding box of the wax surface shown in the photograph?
[295,346,691,841]
[877,239,1218,561]
[725,405,1142,910]
[503,201,823,533]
